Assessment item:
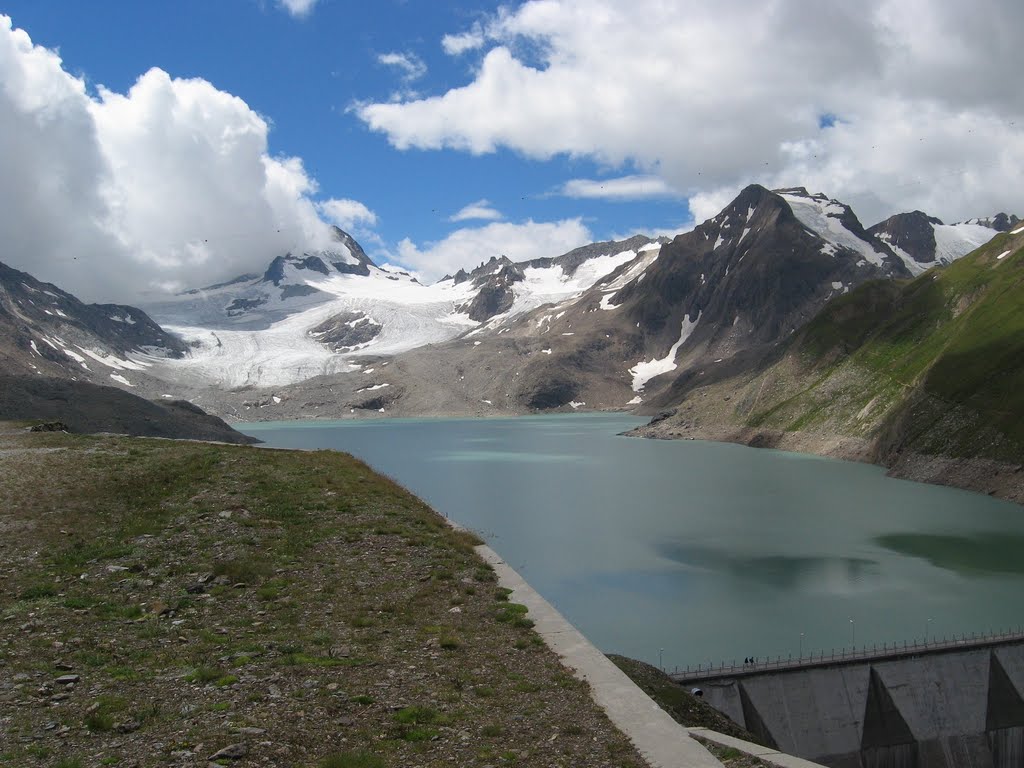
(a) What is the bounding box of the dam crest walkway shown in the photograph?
[671,626,1024,684]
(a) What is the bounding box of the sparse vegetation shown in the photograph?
[0,425,642,767]
[320,753,386,768]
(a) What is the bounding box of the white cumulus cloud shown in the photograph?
[318,198,379,230]
[442,27,487,56]
[449,199,503,222]
[378,51,427,82]
[559,175,681,201]
[396,218,592,282]
[276,0,319,18]
[0,15,371,303]
[359,0,1024,225]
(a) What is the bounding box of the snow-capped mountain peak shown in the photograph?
[774,187,903,273]
[142,230,663,388]
[867,211,1003,275]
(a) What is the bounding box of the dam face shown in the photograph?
[692,641,1024,768]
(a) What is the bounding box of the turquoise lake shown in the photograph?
[240,413,1024,672]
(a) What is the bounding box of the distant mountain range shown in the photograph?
[2,183,1021,495]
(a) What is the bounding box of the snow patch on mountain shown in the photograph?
[873,232,924,275]
[779,191,886,266]
[482,248,642,326]
[933,223,995,264]
[629,312,700,392]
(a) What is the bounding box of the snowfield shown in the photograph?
[933,223,995,264]
[152,270,478,388]
[147,239,662,388]
[779,192,886,266]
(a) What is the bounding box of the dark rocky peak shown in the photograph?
[261,228,376,285]
[260,252,337,286]
[867,211,943,264]
[452,268,471,285]
[463,255,514,285]
[329,226,374,265]
[0,260,186,359]
[684,184,796,255]
[959,213,1021,231]
[472,259,523,289]
[293,255,331,275]
[326,226,376,276]
[990,213,1021,231]
[459,262,527,322]
[606,183,893,361]
[261,254,292,286]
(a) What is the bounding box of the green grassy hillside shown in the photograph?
[658,225,1024,468]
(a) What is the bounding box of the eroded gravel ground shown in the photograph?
[0,425,644,768]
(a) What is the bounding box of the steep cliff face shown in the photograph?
[612,185,894,357]
[0,260,185,381]
[867,210,944,265]
[633,226,1024,502]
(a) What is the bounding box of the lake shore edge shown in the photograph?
[627,420,1024,506]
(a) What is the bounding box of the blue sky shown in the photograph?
[2,0,1022,300]
[2,2,686,280]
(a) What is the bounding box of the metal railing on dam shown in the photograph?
[670,625,1024,684]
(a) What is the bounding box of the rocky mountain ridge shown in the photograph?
[172,185,1012,423]
[0,260,186,387]
[2,184,1016,432]
[632,222,1024,503]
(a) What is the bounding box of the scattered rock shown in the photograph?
[54,675,79,685]
[114,719,140,734]
[209,742,248,760]
[29,421,69,433]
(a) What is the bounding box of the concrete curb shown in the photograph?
[472,541,724,768]
[688,730,826,768]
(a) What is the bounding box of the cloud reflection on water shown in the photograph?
[656,542,881,595]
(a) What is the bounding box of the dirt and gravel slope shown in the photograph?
[0,425,645,768]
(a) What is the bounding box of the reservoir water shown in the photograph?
[240,413,1024,672]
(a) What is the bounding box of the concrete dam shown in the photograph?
[672,634,1024,768]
